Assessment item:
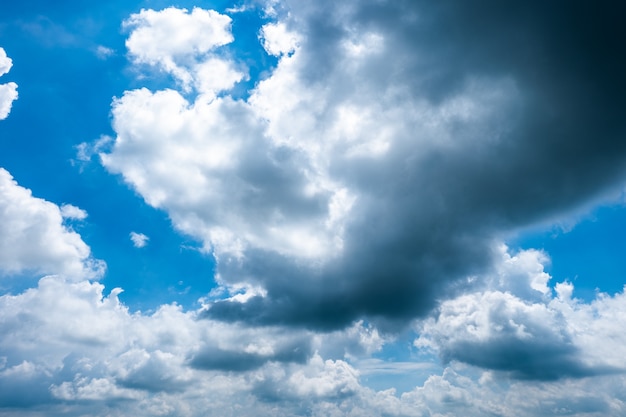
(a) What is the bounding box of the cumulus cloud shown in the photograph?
[0,168,103,280]
[416,247,626,380]
[124,7,243,96]
[99,0,626,334]
[0,47,18,120]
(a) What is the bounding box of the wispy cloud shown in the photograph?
[129,231,149,248]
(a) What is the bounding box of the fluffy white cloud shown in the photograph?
[0,168,103,280]
[259,22,300,56]
[60,204,88,220]
[0,47,18,120]
[124,7,243,96]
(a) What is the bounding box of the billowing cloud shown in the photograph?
[124,7,243,96]
[416,247,626,380]
[0,168,103,281]
[0,47,18,120]
[100,1,626,333]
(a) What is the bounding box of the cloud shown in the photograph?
[4,3,626,415]
[129,231,149,248]
[100,1,626,333]
[0,168,103,281]
[0,47,18,120]
[123,7,242,95]
[416,246,626,380]
[60,204,88,220]
[259,22,300,56]
[0,274,388,415]
[0,48,12,77]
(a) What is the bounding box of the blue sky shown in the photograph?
[1,1,626,416]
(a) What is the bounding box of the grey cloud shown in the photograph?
[0,372,55,408]
[189,335,312,372]
[439,335,590,381]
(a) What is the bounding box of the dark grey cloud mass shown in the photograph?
[205,0,626,332]
[189,335,312,371]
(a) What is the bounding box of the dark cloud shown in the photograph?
[0,375,55,408]
[439,336,592,381]
[205,0,626,333]
[189,336,312,372]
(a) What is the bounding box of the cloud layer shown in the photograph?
[2,268,626,416]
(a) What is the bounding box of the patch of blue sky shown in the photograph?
[510,203,626,301]
[359,331,442,394]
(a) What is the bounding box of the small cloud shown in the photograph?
[130,232,149,248]
[73,135,113,167]
[60,204,88,220]
[225,4,252,13]
[95,45,115,60]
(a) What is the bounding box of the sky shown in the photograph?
[1,0,626,416]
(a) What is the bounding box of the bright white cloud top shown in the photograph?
[1,1,626,416]
[0,47,18,120]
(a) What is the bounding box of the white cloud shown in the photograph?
[60,204,88,220]
[0,47,12,77]
[259,22,300,56]
[125,7,233,64]
[130,231,149,248]
[123,7,241,95]
[0,168,103,280]
[0,47,18,120]
[75,135,113,164]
